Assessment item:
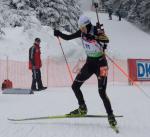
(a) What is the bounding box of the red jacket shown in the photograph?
[29,44,42,69]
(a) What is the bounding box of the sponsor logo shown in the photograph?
[137,61,150,80]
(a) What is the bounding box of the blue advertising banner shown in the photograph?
[136,60,150,80]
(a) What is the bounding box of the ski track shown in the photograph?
[0,85,150,137]
[1,119,150,137]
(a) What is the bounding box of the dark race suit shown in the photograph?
[55,26,114,115]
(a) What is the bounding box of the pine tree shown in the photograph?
[128,0,150,30]
[8,0,81,32]
[0,0,10,37]
[104,0,150,30]
[35,0,81,32]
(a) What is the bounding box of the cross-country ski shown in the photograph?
[8,114,123,121]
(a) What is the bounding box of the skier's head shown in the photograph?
[34,38,41,45]
[78,15,92,34]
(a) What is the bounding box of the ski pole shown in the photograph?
[105,53,150,99]
[93,0,100,24]
[105,54,134,84]
[92,0,103,28]
[57,37,74,82]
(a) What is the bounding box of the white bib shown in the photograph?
[82,38,103,57]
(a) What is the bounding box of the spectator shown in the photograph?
[29,38,47,91]
[107,6,113,20]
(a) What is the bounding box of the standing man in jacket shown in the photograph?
[29,38,47,91]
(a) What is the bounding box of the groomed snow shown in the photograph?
[0,85,150,137]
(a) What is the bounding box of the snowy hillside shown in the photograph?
[0,11,150,137]
[0,11,150,61]
[86,12,150,59]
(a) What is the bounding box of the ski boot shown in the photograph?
[66,104,87,117]
[38,87,47,91]
[108,114,117,127]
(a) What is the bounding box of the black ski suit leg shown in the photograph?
[72,63,93,106]
[95,57,113,115]
[97,75,113,115]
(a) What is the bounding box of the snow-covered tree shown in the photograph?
[128,0,150,30]
[8,0,81,32]
[104,0,150,31]
[35,0,81,32]
[0,15,5,37]
[10,0,30,9]
[0,0,10,37]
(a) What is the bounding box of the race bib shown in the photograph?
[82,39,103,57]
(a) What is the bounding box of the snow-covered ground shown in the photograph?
[0,11,150,137]
[0,85,150,137]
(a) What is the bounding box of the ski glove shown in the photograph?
[54,29,61,37]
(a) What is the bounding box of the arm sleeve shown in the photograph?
[58,30,81,40]
[29,47,35,66]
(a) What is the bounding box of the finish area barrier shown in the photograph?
[0,58,128,88]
